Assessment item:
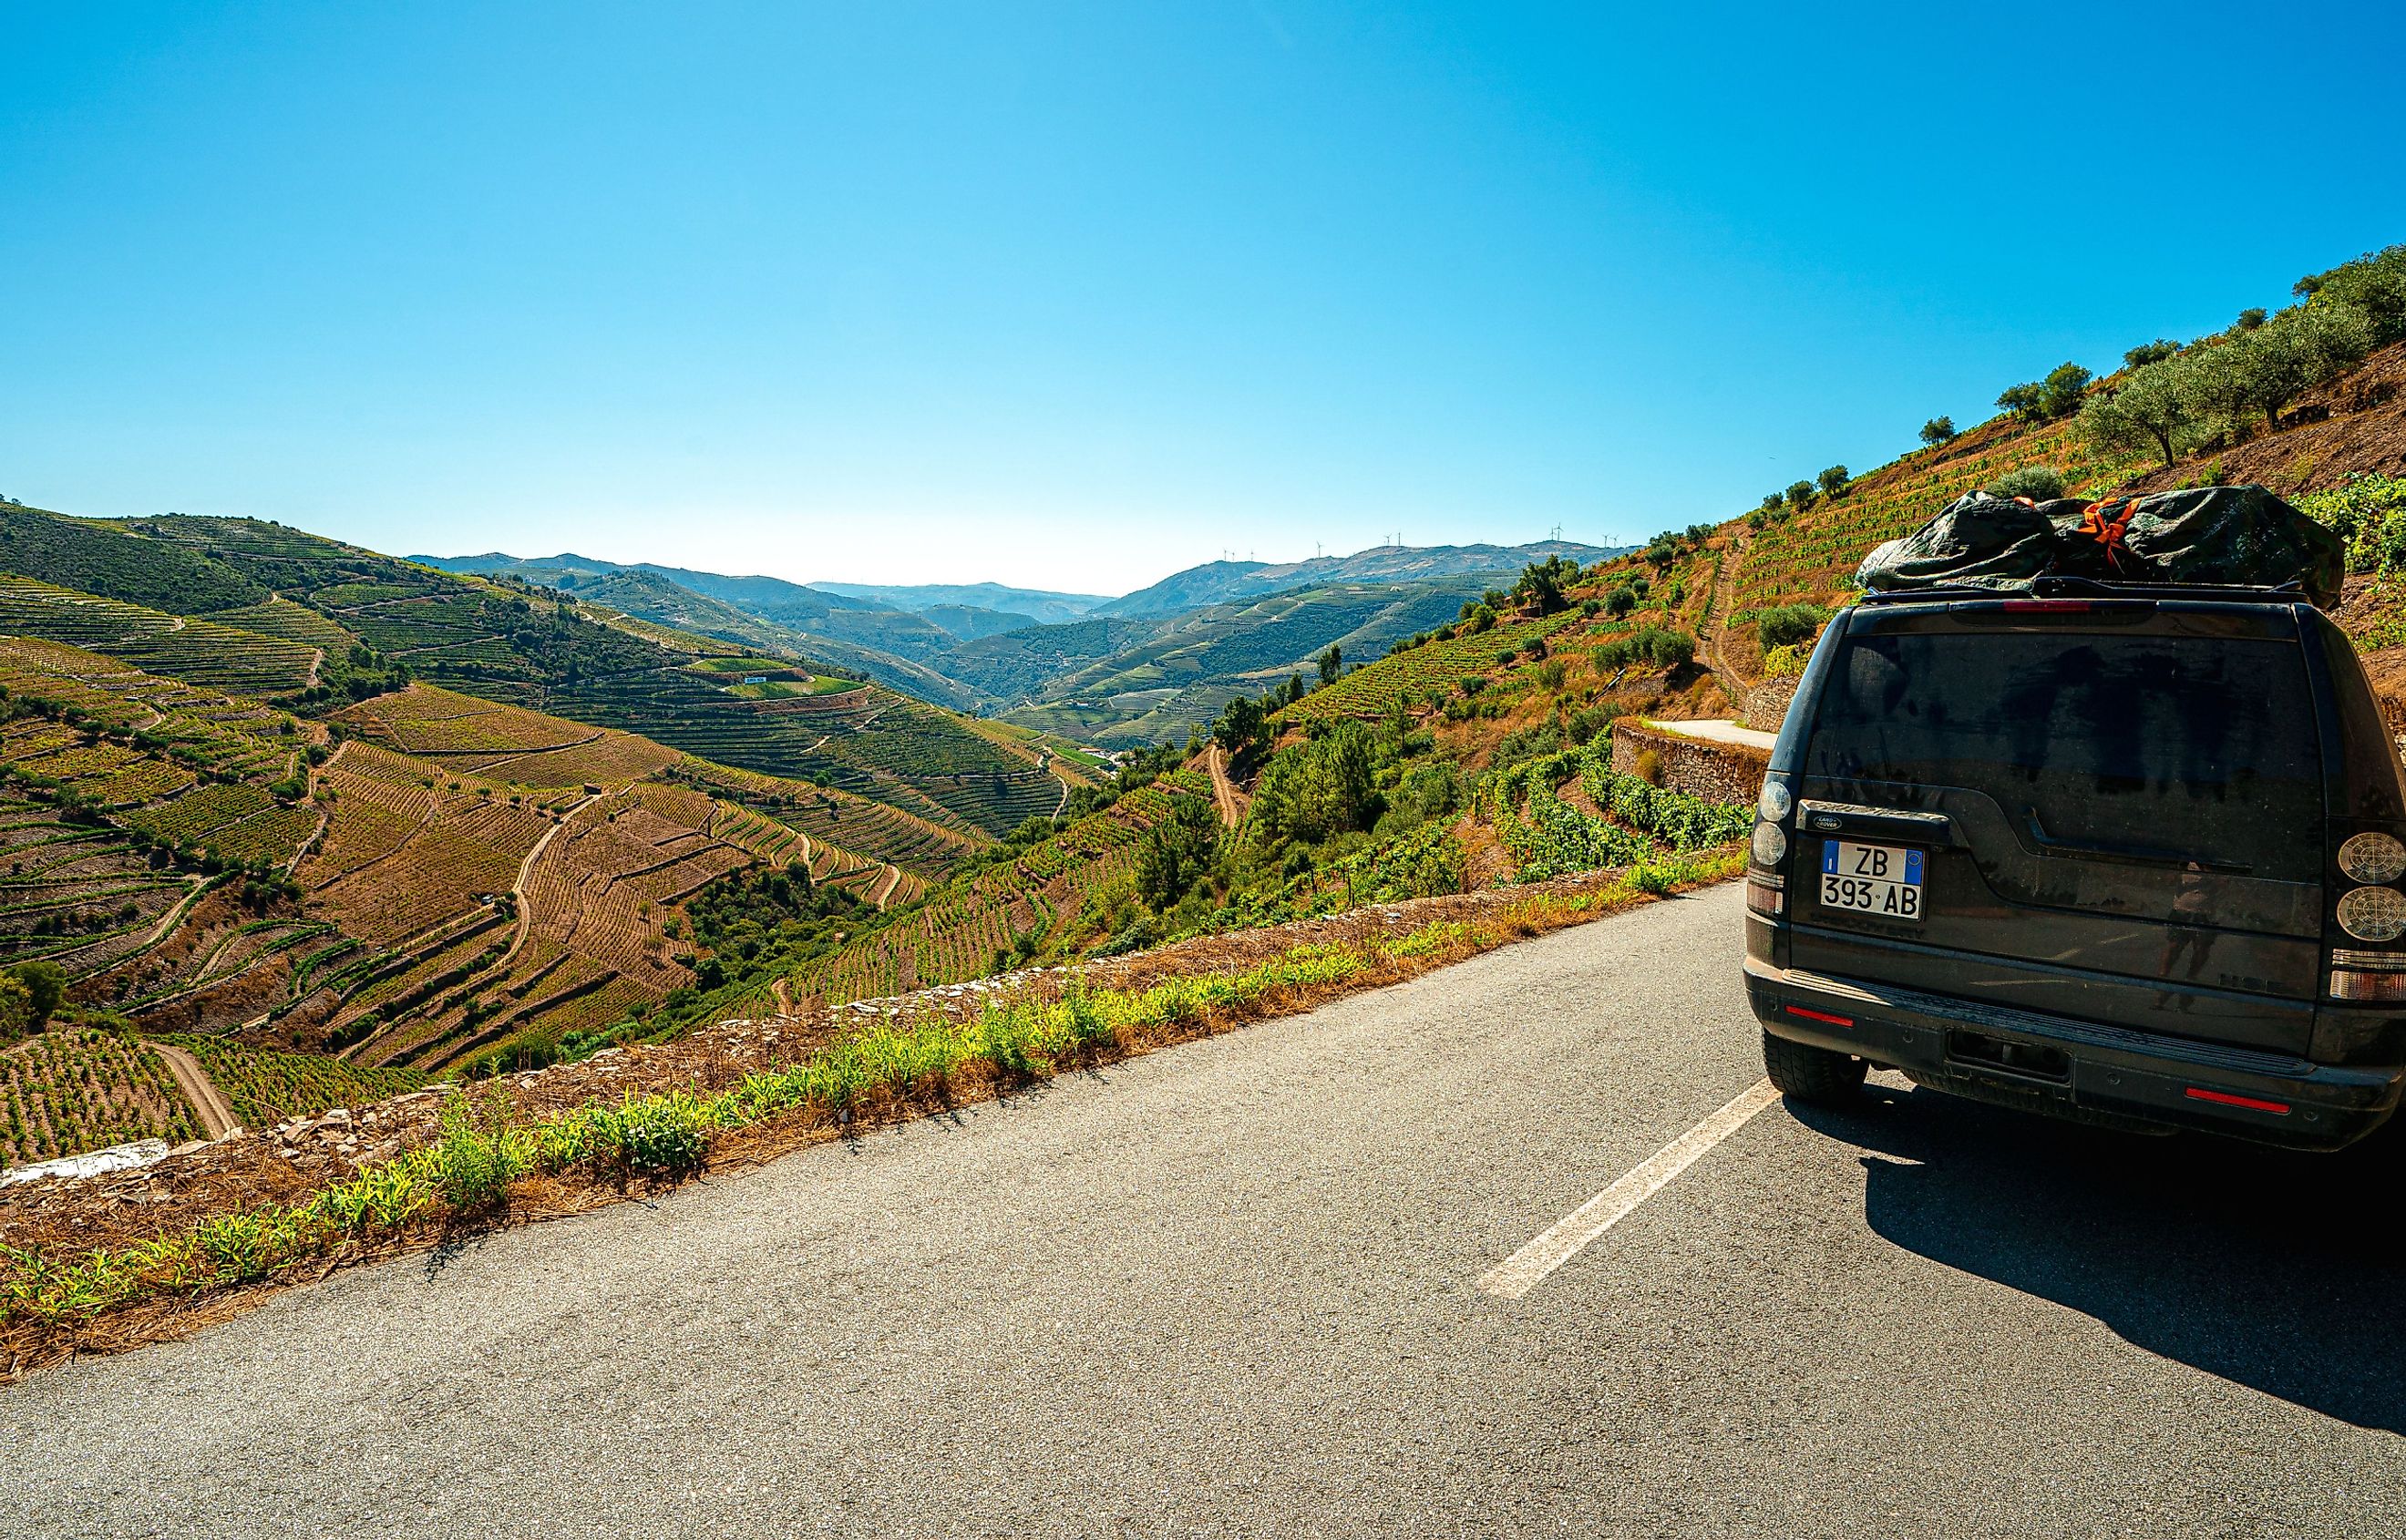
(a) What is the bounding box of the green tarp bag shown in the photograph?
[1856,484,2343,608]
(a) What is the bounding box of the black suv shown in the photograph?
[1744,580,2406,1150]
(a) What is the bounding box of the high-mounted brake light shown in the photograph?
[2000,599,2095,613]
[2184,1087,2291,1115]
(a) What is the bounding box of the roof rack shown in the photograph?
[1857,576,2308,607]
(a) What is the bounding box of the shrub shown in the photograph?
[2123,338,2181,369]
[1984,465,2066,501]
[1918,416,1957,447]
[2298,474,2406,576]
[1632,749,1661,786]
[1756,603,1827,650]
[1629,627,1694,670]
[601,1092,715,1176]
[1565,703,1621,744]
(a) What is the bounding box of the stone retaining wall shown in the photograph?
[1608,719,1769,804]
[1743,674,1798,734]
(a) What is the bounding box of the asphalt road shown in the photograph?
[8,883,2406,1537]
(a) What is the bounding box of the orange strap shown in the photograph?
[2078,499,2135,570]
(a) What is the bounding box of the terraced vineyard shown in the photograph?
[298,744,554,946]
[0,576,317,695]
[333,779,753,1071]
[670,756,977,879]
[0,1028,201,1166]
[0,791,190,977]
[333,683,677,788]
[766,775,1208,1010]
[126,784,320,869]
[213,595,362,655]
[151,1034,430,1128]
[1280,612,1584,724]
[0,509,1065,843]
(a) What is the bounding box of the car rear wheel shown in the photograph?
[1761,1030,1866,1104]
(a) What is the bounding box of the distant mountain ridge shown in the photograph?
[416,537,1632,724]
[810,581,1107,626]
[1090,539,1628,618]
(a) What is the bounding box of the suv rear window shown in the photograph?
[1807,626,2321,880]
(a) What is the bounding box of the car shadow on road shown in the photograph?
[1790,1084,2406,1433]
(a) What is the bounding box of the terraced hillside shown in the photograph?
[669,756,978,882]
[0,508,1057,837]
[0,1028,202,1167]
[0,637,953,1121]
[332,683,678,789]
[761,772,1213,1009]
[0,641,342,1019]
[301,767,753,1073]
[153,1033,431,1130]
[0,577,319,696]
[416,551,985,708]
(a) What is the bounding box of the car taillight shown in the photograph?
[2329,947,2406,1000]
[2329,948,2406,1001]
[1746,878,1784,916]
[2336,886,2406,941]
[2329,970,2406,1002]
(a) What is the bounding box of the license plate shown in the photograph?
[1820,840,1925,920]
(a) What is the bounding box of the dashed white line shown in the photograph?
[1477,1077,1783,1299]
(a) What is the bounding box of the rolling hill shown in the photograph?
[0,510,1048,837]
[984,578,1519,745]
[416,551,981,693]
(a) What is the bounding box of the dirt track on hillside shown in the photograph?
[150,1043,239,1139]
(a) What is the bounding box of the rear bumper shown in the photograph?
[1745,955,2405,1151]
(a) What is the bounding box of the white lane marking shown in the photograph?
[1477,1078,1782,1299]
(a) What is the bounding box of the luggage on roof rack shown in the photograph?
[1855,484,2343,609]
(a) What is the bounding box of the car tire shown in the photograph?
[1761,1030,1866,1104]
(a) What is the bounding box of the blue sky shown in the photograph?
[3,3,2401,597]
